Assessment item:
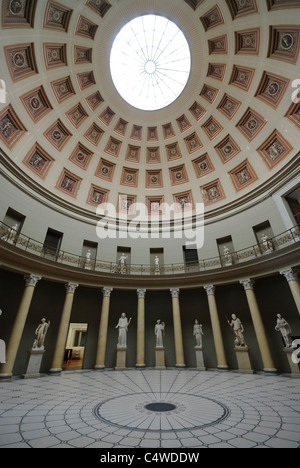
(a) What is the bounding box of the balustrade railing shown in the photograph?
[0,220,299,276]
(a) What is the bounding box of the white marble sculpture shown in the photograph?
[261,233,274,253]
[116,313,132,348]
[155,320,165,348]
[33,318,50,350]
[7,223,18,243]
[118,253,128,274]
[275,314,293,348]
[227,314,246,347]
[85,249,92,270]
[224,246,232,265]
[154,256,160,275]
[193,320,204,348]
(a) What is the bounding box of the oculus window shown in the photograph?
[110,15,191,111]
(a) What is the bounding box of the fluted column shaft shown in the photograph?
[280,269,300,315]
[204,286,228,370]
[170,289,185,368]
[136,289,146,368]
[241,280,277,374]
[0,275,41,378]
[95,288,113,370]
[50,283,78,373]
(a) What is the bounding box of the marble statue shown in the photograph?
[275,314,293,348]
[261,233,274,253]
[155,320,165,348]
[116,313,131,348]
[85,249,92,270]
[118,253,128,274]
[7,223,18,243]
[193,320,204,347]
[33,318,50,349]
[227,314,246,347]
[154,256,160,275]
[224,246,232,265]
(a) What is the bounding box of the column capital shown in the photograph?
[102,287,113,297]
[280,268,299,282]
[204,285,216,296]
[137,289,146,299]
[65,283,79,294]
[24,274,42,288]
[240,279,255,291]
[170,288,180,298]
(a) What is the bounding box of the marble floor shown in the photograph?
[0,369,299,448]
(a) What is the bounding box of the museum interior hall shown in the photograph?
[0,0,300,450]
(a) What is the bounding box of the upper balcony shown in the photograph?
[0,220,300,290]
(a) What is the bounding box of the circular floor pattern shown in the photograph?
[0,370,299,448]
[93,392,229,432]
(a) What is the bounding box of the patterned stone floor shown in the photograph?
[0,369,299,448]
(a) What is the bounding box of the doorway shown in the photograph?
[63,323,88,370]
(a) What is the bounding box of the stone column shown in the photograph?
[49,283,78,374]
[94,287,113,370]
[0,274,41,379]
[280,268,300,316]
[204,286,228,371]
[240,279,277,374]
[170,289,185,368]
[136,289,146,368]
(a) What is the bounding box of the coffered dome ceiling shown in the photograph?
[0,0,299,219]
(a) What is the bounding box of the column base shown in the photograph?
[0,373,12,380]
[263,368,278,375]
[94,365,106,371]
[175,364,186,369]
[49,368,62,375]
[136,364,146,369]
[217,366,229,372]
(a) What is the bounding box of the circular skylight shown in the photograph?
[110,15,191,111]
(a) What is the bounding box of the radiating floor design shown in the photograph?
[0,370,299,448]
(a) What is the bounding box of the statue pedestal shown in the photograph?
[23,348,45,379]
[234,347,254,374]
[155,347,166,370]
[194,346,206,370]
[283,348,300,376]
[115,347,127,370]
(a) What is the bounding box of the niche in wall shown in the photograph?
[217,235,235,266]
[42,227,63,260]
[117,246,131,272]
[183,245,199,271]
[285,187,300,226]
[81,240,98,269]
[2,207,25,242]
[150,248,164,273]
[252,221,275,254]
